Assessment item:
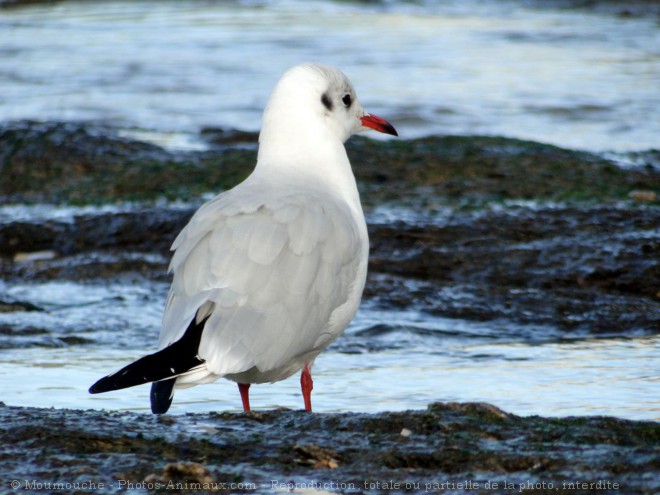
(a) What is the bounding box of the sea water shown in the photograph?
[0,1,658,418]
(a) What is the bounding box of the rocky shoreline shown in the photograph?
[2,402,659,494]
[0,120,658,493]
[1,120,657,206]
[1,121,658,335]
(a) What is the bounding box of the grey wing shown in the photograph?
[160,191,366,376]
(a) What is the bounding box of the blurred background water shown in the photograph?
[1,0,658,151]
[0,0,658,419]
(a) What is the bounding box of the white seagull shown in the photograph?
[89,63,397,414]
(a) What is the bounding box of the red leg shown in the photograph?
[300,363,314,412]
[238,383,251,412]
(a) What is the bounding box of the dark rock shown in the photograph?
[199,127,259,147]
[1,121,657,205]
[0,120,254,204]
[0,0,64,8]
[347,135,659,207]
[0,208,193,257]
[0,404,657,494]
[365,204,659,334]
[0,204,657,334]
[0,298,42,313]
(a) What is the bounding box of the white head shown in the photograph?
[257,63,397,168]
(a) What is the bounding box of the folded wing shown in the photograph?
[160,185,365,379]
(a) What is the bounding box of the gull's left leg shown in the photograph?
[238,383,251,412]
[300,363,314,412]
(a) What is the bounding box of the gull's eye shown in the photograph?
[342,94,352,107]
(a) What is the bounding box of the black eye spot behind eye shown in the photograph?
[342,94,352,107]
[321,92,333,111]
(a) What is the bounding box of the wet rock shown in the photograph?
[347,135,658,207]
[526,0,660,18]
[0,122,657,343]
[0,0,65,8]
[144,462,217,491]
[0,208,192,257]
[0,323,94,350]
[0,298,42,313]
[366,205,659,334]
[0,404,657,494]
[0,121,253,204]
[0,205,657,334]
[436,402,511,421]
[0,220,65,255]
[0,207,188,284]
[0,324,50,351]
[199,127,259,147]
[1,121,657,205]
[293,444,341,469]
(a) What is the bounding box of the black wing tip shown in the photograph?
[88,368,135,394]
[89,376,115,394]
[88,316,208,399]
[88,378,129,394]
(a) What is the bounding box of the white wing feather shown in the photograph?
[159,179,366,381]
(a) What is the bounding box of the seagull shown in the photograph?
[89,63,397,414]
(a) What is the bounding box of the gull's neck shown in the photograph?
[255,115,361,211]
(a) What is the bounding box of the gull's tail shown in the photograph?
[88,317,207,414]
[150,378,176,414]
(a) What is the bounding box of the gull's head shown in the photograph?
[260,63,397,146]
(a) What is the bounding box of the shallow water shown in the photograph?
[1,0,658,151]
[1,277,658,420]
[0,1,658,420]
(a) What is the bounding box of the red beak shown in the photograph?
[360,113,398,136]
